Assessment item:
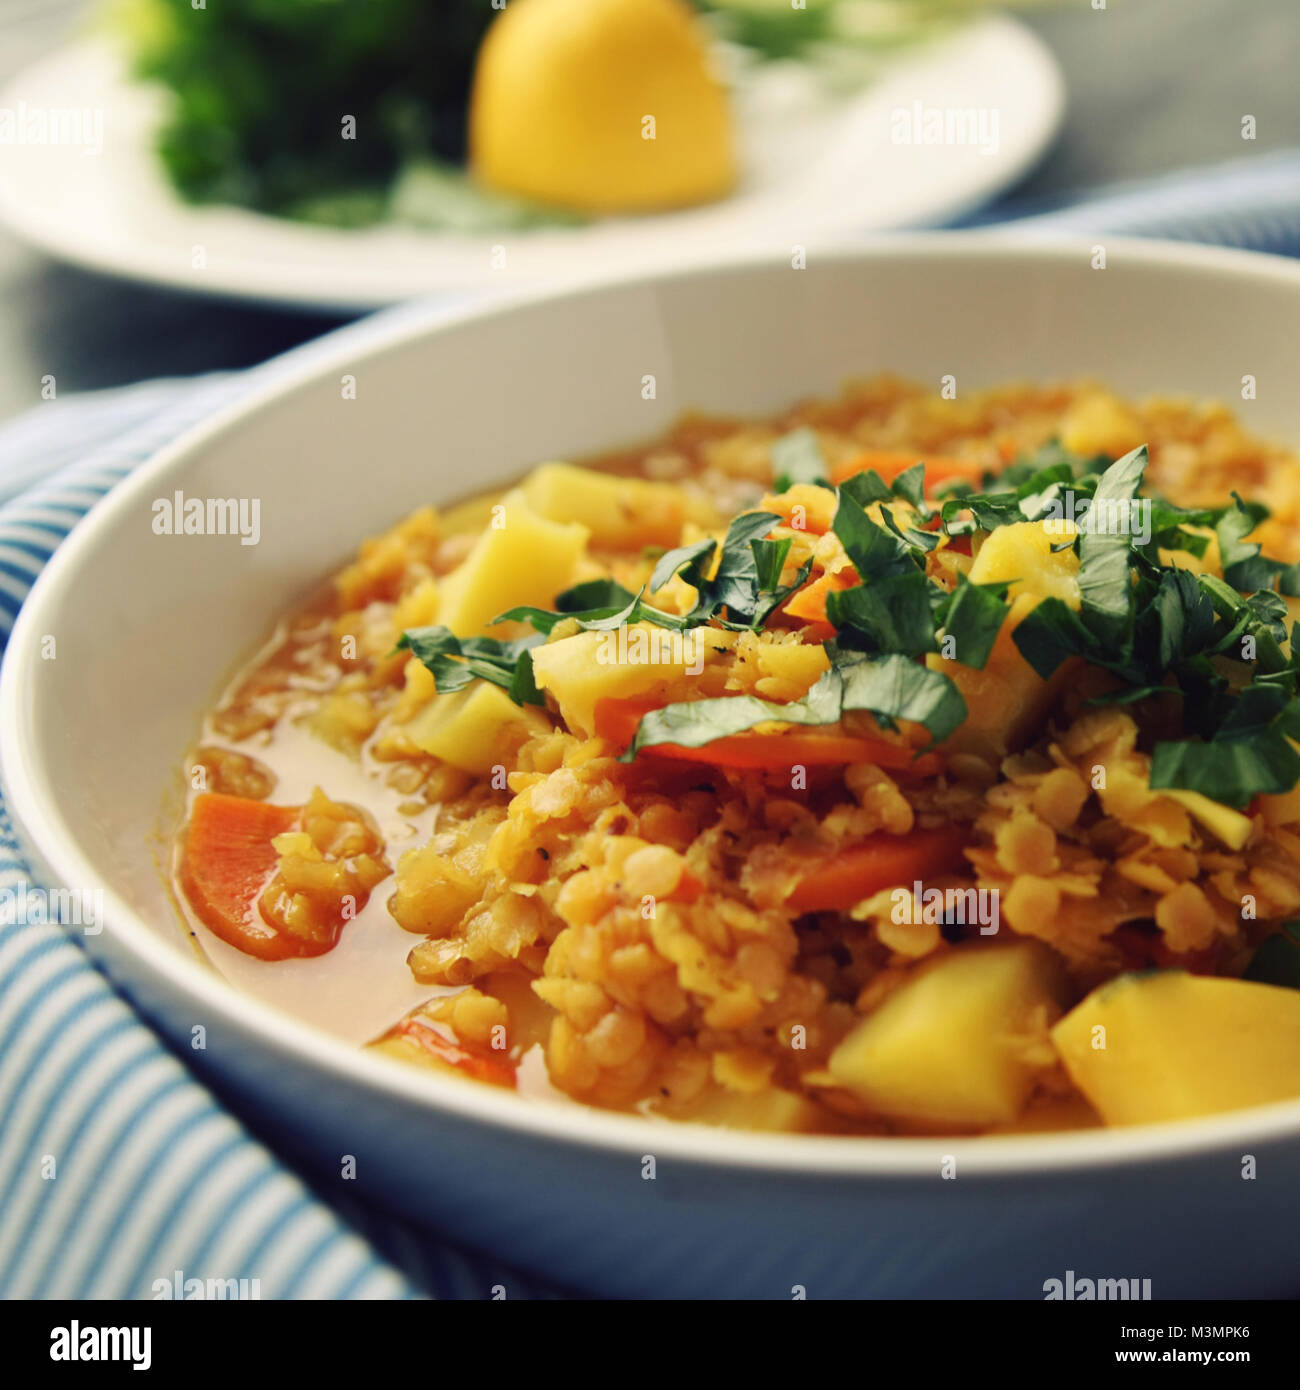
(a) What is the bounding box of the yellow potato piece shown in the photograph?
[402,684,551,775]
[1051,971,1300,1125]
[931,520,1081,760]
[1059,390,1145,460]
[520,461,694,549]
[436,490,588,636]
[531,623,722,737]
[968,519,1082,604]
[470,0,736,214]
[828,941,1069,1129]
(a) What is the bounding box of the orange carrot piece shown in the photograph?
[787,826,970,913]
[397,1018,517,1089]
[759,491,834,534]
[830,450,988,490]
[783,568,858,624]
[180,792,304,961]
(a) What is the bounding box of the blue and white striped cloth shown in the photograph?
[3,146,1300,1300]
[0,347,553,1300]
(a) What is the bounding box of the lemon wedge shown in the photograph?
[469,0,737,214]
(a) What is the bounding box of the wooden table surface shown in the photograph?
[0,0,1296,425]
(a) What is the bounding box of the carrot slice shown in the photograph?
[397,1017,517,1089]
[594,698,942,775]
[180,792,304,961]
[782,568,858,625]
[784,822,967,911]
[759,490,835,535]
[787,826,970,913]
[831,450,988,491]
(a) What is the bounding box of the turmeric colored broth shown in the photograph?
[174,377,1300,1134]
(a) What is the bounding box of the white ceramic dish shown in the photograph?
[0,18,1062,311]
[6,238,1300,1299]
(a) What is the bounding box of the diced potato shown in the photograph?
[439,491,505,536]
[532,622,728,737]
[931,521,1081,760]
[1051,971,1300,1125]
[520,461,700,549]
[827,941,1069,1128]
[390,576,441,635]
[402,683,551,775]
[436,489,587,636]
[1060,390,1145,460]
[967,519,1081,604]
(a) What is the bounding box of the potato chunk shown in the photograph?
[1051,971,1300,1125]
[402,683,551,775]
[827,941,1069,1128]
[531,623,726,737]
[436,489,588,635]
[521,461,701,549]
[931,521,1082,760]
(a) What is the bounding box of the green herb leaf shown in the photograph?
[1076,444,1148,641]
[751,536,793,592]
[1216,493,1281,592]
[940,574,1010,670]
[621,651,965,759]
[889,462,926,511]
[827,571,938,657]
[831,489,916,582]
[839,471,892,506]
[397,625,547,707]
[1149,727,1300,807]
[837,652,967,745]
[1243,921,1300,990]
[1010,597,1092,680]
[771,428,829,492]
[649,536,717,595]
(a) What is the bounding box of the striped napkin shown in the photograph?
[3,146,1300,1300]
[0,333,551,1300]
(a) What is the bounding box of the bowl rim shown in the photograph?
[8,233,1300,1179]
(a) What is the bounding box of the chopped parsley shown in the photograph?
[770,428,830,493]
[622,651,965,761]
[396,626,546,707]
[399,441,1300,806]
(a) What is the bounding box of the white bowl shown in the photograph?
[7,238,1300,1299]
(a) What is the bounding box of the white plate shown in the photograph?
[13,239,1300,1299]
[0,17,1062,311]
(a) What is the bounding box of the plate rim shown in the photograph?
[0,15,1065,312]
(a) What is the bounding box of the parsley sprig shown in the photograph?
[398,439,1300,804]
